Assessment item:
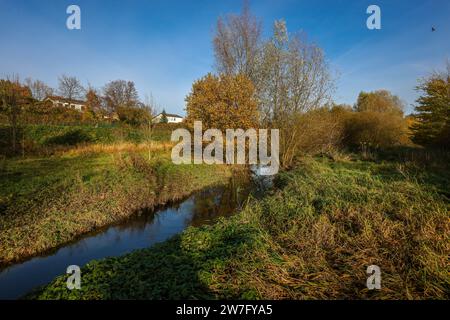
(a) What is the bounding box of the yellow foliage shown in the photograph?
[185,73,259,130]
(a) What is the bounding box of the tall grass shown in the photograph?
[29,157,449,299]
[0,150,232,267]
[0,124,175,157]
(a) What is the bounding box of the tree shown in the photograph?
[103,80,139,112]
[411,63,450,148]
[24,99,55,125]
[58,75,85,101]
[85,88,104,121]
[160,109,168,123]
[341,90,409,149]
[0,78,32,153]
[258,20,333,166]
[355,90,404,115]
[213,6,334,167]
[141,94,157,160]
[116,105,151,127]
[213,0,261,81]
[24,78,54,101]
[185,73,259,131]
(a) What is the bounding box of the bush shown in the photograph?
[344,111,410,149]
[285,108,345,158]
[44,129,94,146]
[117,106,151,127]
[280,102,410,163]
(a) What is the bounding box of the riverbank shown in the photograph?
[0,143,234,267]
[29,156,450,299]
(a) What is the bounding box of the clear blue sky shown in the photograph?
[0,0,449,115]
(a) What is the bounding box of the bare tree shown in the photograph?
[258,20,334,166]
[24,78,54,101]
[259,21,333,121]
[103,80,139,112]
[213,0,262,82]
[57,75,85,101]
[141,94,158,160]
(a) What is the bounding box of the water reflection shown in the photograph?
[0,172,256,300]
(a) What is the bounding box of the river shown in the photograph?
[0,171,269,300]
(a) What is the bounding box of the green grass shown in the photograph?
[29,157,449,300]
[0,149,233,267]
[0,124,177,156]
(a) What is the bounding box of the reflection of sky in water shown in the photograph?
[0,177,254,300]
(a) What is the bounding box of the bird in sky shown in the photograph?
[432,26,436,32]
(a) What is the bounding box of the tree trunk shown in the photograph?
[11,111,17,154]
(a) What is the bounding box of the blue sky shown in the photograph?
[0,0,449,115]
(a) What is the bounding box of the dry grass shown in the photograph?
[0,151,231,267]
[61,141,175,157]
[31,157,450,300]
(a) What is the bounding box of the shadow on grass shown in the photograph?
[26,219,259,300]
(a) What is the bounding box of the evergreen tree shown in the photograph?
[160,109,168,123]
[411,65,450,148]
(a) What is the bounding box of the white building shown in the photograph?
[44,96,86,111]
[153,112,184,123]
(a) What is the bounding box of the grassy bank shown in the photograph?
[0,144,233,267]
[0,123,178,156]
[29,157,449,299]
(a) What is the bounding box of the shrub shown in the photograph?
[44,129,94,146]
[344,110,410,149]
[282,107,346,162]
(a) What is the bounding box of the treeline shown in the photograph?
[0,75,157,125]
[185,3,450,168]
[0,75,160,154]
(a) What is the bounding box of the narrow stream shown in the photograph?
[0,173,266,300]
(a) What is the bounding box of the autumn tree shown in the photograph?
[58,75,85,101]
[85,88,104,121]
[214,3,334,167]
[343,90,409,148]
[344,110,409,149]
[355,90,404,115]
[213,0,262,81]
[103,80,139,112]
[116,105,151,127]
[24,99,55,125]
[411,63,450,148]
[185,73,258,131]
[0,78,32,153]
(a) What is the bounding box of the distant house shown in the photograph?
[44,96,86,112]
[153,112,184,123]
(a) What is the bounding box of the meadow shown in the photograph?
[0,124,234,267]
[28,154,450,299]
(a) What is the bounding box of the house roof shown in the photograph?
[154,112,183,118]
[45,95,86,105]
